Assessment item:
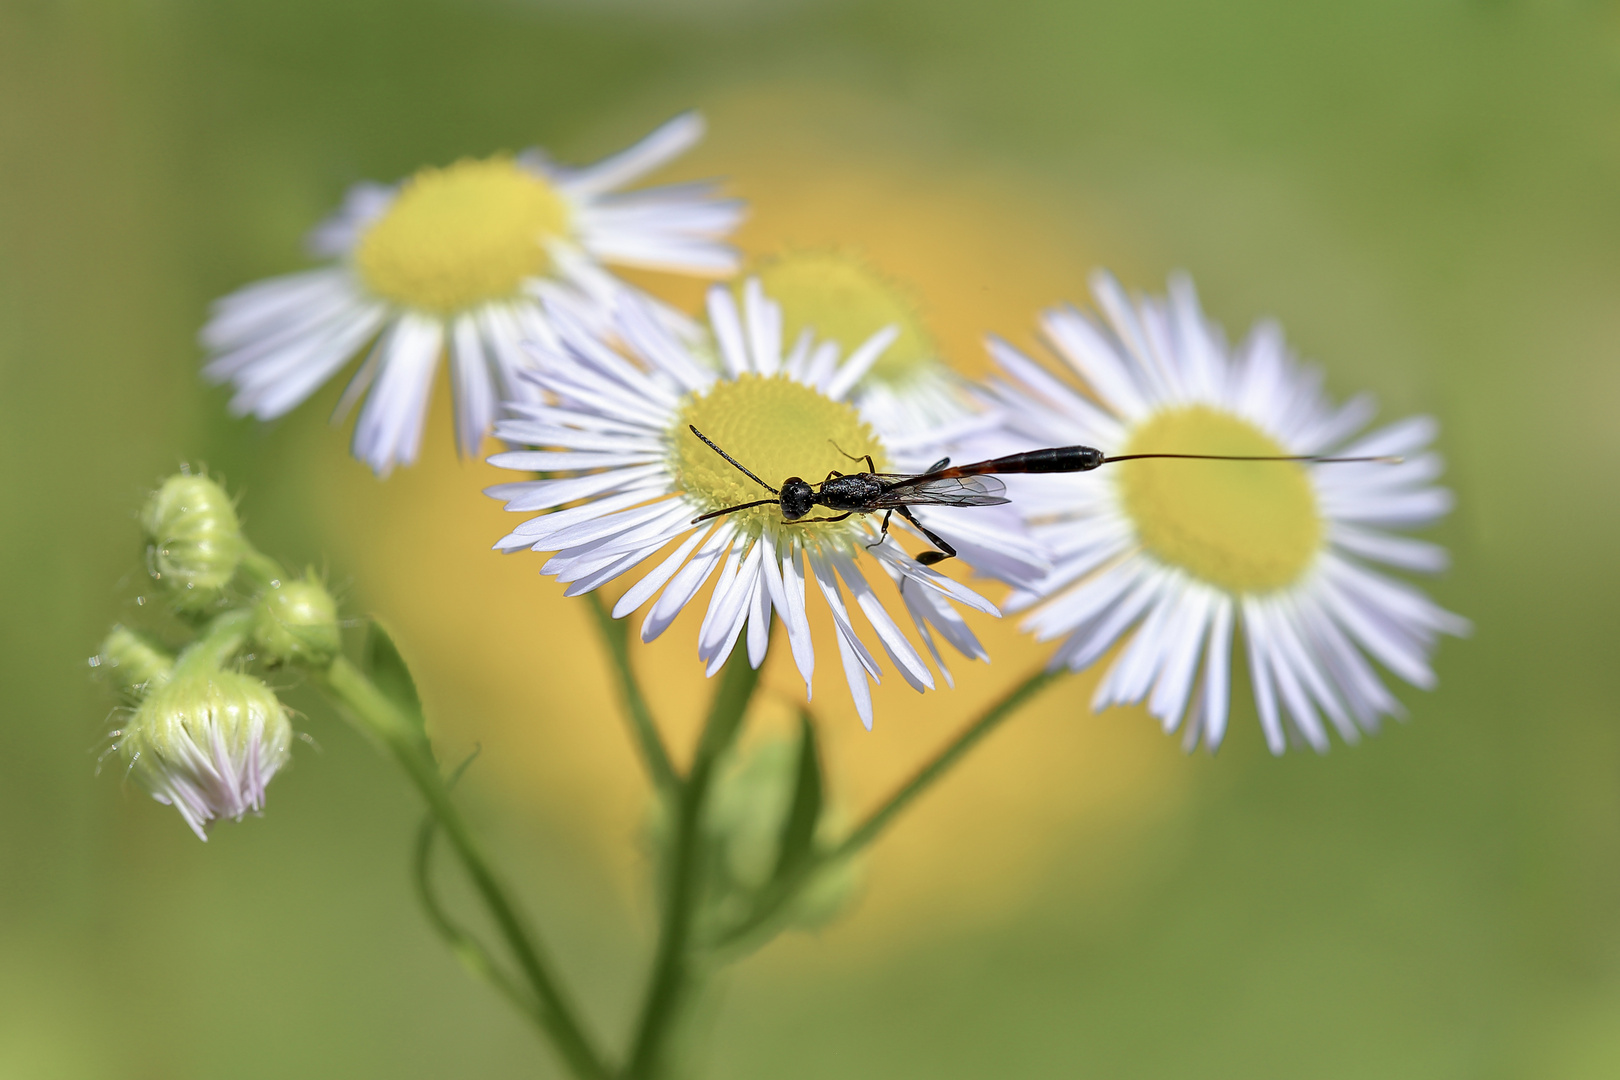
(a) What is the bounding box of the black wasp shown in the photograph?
[686,424,1396,566]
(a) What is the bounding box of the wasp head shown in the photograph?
[779,478,815,519]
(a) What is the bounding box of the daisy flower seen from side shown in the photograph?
[989,272,1467,754]
[747,249,975,429]
[485,280,1046,727]
[203,112,745,475]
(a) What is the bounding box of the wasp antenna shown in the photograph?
[1102,451,1405,466]
[688,425,778,494]
[690,498,779,524]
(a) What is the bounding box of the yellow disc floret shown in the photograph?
[673,375,887,538]
[1118,406,1323,593]
[752,250,936,385]
[355,156,571,314]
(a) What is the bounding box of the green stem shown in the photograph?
[585,593,677,795]
[321,657,612,1080]
[711,667,1061,951]
[172,609,254,676]
[413,815,547,1030]
[238,548,287,593]
[829,668,1060,861]
[624,639,762,1080]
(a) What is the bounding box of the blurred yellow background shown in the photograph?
[3,1,1617,1077]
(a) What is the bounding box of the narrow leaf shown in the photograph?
[772,709,824,880]
[364,618,426,736]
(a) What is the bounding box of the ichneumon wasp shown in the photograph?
[685,425,1398,565]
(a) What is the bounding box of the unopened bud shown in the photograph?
[140,474,245,611]
[707,739,801,892]
[669,737,862,936]
[253,576,340,667]
[118,669,292,840]
[93,625,174,698]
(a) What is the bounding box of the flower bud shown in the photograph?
[118,668,293,840]
[140,474,245,611]
[253,576,340,667]
[93,625,174,699]
[648,737,861,939]
[705,739,861,930]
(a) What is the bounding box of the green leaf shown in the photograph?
[772,709,824,881]
[363,618,426,737]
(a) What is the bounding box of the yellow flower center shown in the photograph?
[354,156,571,314]
[752,250,936,385]
[672,374,888,537]
[1117,406,1322,593]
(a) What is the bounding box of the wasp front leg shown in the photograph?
[864,510,895,550]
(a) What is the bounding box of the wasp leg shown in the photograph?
[788,512,854,525]
[829,440,877,474]
[865,510,895,550]
[897,505,957,565]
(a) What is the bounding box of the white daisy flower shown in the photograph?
[989,272,1468,754]
[202,112,745,476]
[485,280,1047,728]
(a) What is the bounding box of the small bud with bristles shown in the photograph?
[253,575,340,668]
[139,474,245,612]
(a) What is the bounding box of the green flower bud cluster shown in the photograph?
[97,471,348,839]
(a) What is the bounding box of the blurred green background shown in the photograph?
[4,0,1619,1076]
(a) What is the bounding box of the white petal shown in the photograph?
[809,553,881,681]
[1241,599,1287,755]
[450,315,497,458]
[352,314,443,475]
[555,111,707,196]
[612,528,709,618]
[1198,597,1235,751]
[825,324,899,401]
[704,575,756,677]
[746,560,773,670]
[643,525,733,642]
[1147,584,1215,733]
[699,539,756,663]
[830,550,934,693]
[770,542,816,696]
[486,464,665,513]
[707,286,750,378]
[743,277,782,377]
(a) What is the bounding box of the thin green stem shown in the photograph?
[585,593,677,795]
[829,668,1060,861]
[624,639,762,1080]
[238,548,287,593]
[172,609,254,676]
[321,657,612,1080]
[710,667,1061,951]
[413,815,546,1030]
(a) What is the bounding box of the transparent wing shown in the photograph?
[870,473,1009,507]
